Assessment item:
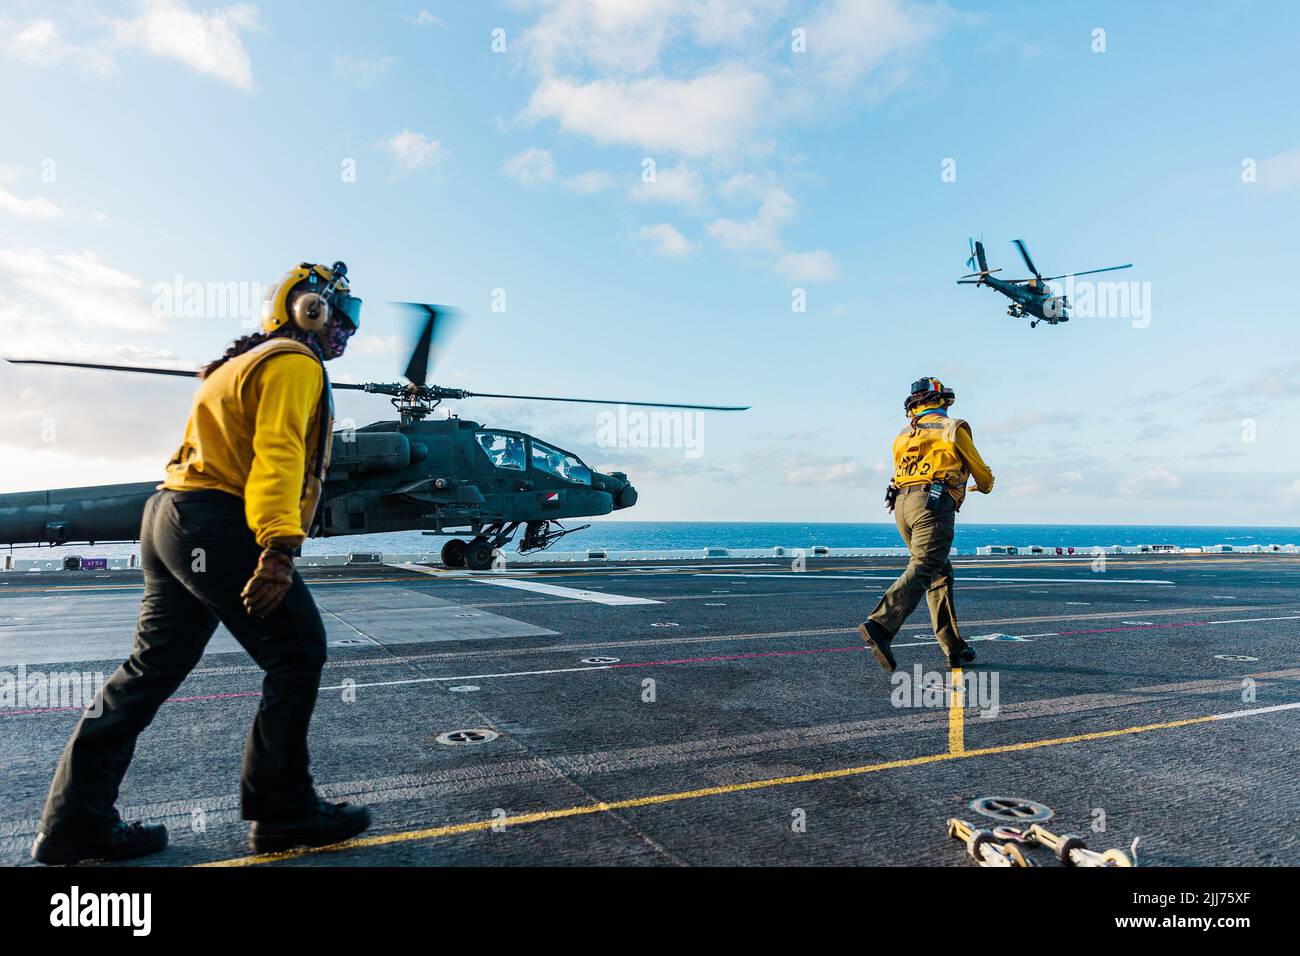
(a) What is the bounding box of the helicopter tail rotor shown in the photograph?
[958,239,997,286]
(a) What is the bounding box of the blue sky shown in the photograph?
[1,0,1298,526]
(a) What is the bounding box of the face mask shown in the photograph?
[317,315,356,360]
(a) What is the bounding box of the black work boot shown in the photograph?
[248,800,372,853]
[948,645,977,668]
[859,621,897,673]
[32,820,168,865]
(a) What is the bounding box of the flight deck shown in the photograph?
[1,552,1297,867]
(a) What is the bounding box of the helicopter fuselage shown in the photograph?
[980,274,1068,323]
[318,416,635,538]
[0,415,637,551]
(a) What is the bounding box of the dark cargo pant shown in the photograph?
[38,489,327,838]
[867,485,970,660]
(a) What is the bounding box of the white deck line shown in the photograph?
[467,577,663,605]
[699,573,1175,585]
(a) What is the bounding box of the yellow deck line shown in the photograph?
[948,669,965,754]
[200,706,1279,868]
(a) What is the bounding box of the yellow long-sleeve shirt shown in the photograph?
[162,339,325,547]
[952,422,995,494]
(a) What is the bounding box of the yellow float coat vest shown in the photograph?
[162,338,333,545]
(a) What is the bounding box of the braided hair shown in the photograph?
[199,332,271,379]
[199,327,325,380]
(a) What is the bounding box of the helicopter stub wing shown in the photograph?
[387,478,486,504]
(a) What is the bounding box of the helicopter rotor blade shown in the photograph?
[465,391,749,411]
[1037,264,1133,281]
[398,303,433,387]
[1,358,199,378]
[395,302,459,388]
[1012,239,1041,279]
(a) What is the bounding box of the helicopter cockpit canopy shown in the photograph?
[530,440,592,485]
[475,431,526,470]
[474,431,592,486]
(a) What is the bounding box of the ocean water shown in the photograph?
[12,521,1299,559]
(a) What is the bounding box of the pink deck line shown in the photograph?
[0,616,1253,717]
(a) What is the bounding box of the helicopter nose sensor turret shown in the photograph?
[611,473,638,510]
[591,470,637,510]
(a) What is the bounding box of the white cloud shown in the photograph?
[0,248,160,332]
[775,250,839,282]
[411,10,446,29]
[0,187,65,220]
[526,68,772,158]
[511,0,946,279]
[805,0,938,88]
[707,178,839,282]
[706,180,796,254]
[333,52,395,86]
[564,169,618,194]
[383,129,446,178]
[500,147,557,187]
[520,0,679,76]
[1006,481,1043,498]
[706,216,778,254]
[1257,148,1300,192]
[1116,467,1183,497]
[690,0,791,46]
[520,0,793,76]
[114,1,263,93]
[349,333,403,357]
[637,223,694,258]
[781,459,875,485]
[0,16,116,73]
[628,161,705,207]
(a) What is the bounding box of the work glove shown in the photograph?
[241,539,297,617]
[884,482,899,513]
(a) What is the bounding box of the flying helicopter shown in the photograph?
[0,299,749,570]
[959,238,1132,328]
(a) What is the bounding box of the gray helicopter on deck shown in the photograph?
[0,304,749,570]
[959,238,1132,328]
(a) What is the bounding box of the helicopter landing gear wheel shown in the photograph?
[465,539,495,572]
[440,538,468,568]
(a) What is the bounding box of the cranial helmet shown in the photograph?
[261,261,362,336]
[905,376,955,413]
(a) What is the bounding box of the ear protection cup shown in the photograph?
[290,291,330,332]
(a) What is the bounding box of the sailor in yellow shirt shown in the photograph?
[860,377,995,674]
[33,261,371,865]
